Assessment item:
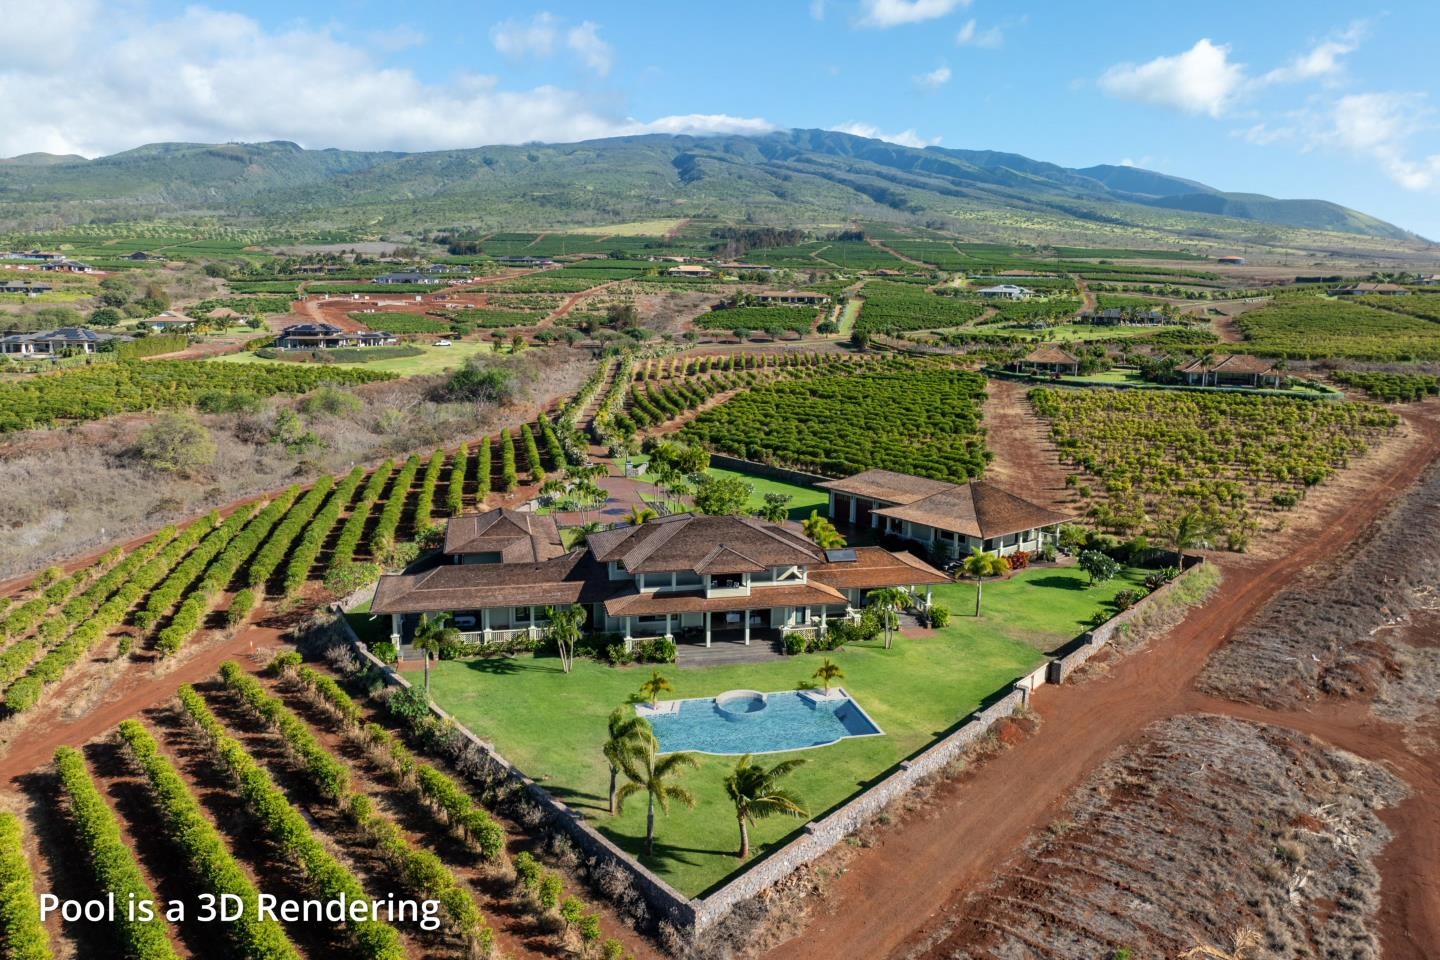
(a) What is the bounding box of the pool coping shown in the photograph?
[644,686,886,756]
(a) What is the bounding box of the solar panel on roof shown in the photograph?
[825,548,857,563]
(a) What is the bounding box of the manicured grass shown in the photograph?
[704,467,828,522]
[837,298,863,334]
[211,339,493,376]
[428,565,1132,895]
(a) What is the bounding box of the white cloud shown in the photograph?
[1099,39,1245,118]
[369,24,427,54]
[914,65,951,89]
[830,121,940,148]
[1260,21,1365,85]
[858,0,968,29]
[1328,92,1440,190]
[955,18,1003,48]
[810,0,827,21]
[565,21,613,77]
[0,3,771,157]
[490,12,559,60]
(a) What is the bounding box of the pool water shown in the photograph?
[648,690,883,755]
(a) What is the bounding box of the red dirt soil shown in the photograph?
[763,406,1440,960]
[981,378,1077,513]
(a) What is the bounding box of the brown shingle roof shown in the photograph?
[871,481,1073,539]
[816,469,956,505]
[1022,347,1079,365]
[370,551,609,614]
[605,582,846,616]
[443,508,565,562]
[811,547,949,590]
[587,514,820,574]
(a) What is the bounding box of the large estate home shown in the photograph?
[818,469,1073,559]
[370,507,948,651]
[1175,353,1281,388]
[275,323,397,349]
[0,325,131,355]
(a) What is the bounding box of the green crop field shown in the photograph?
[1235,297,1440,360]
[693,306,818,335]
[857,281,985,333]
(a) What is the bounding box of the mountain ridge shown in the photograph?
[0,129,1422,244]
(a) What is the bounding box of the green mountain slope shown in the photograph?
[0,130,1420,244]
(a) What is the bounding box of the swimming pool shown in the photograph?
[645,688,883,755]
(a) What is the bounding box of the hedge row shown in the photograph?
[218,662,350,801]
[446,443,468,517]
[329,460,394,573]
[413,449,446,532]
[0,550,118,643]
[537,414,570,470]
[476,436,492,505]
[117,718,301,960]
[500,429,518,492]
[54,747,179,960]
[246,480,334,592]
[172,688,406,960]
[0,811,53,960]
[282,467,366,596]
[155,489,303,657]
[368,454,422,558]
[519,423,545,484]
[137,507,259,634]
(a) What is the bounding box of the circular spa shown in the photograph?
[713,689,768,722]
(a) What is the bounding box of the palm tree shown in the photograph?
[638,670,672,708]
[1164,509,1215,567]
[602,708,656,816]
[723,754,809,860]
[623,505,658,526]
[866,588,911,649]
[812,658,844,695]
[544,604,587,674]
[615,741,698,856]
[802,510,847,549]
[961,548,1010,617]
[411,612,458,698]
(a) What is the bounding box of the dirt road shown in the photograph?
[981,378,1075,512]
[1074,275,1096,312]
[764,406,1440,960]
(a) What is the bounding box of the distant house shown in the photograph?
[1079,308,1165,326]
[1012,346,1080,376]
[666,264,713,278]
[1331,282,1410,296]
[0,326,130,356]
[294,264,346,274]
[1175,354,1281,388]
[40,260,95,273]
[143,312,196,332]
[753,290,832,305]
[818,469,1075,560]
[495,256,558,268]
[127,251,166,262]
[274,323,396,349]
[712,262,775,273]
[4,250,64,262]
[976,283,1033,301]
[1216,255,1246,265]
[373,271,442,285]
[0,282,53,297]
[1418,275,1440,286]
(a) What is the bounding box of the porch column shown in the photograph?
[665,612,673,640]
[848,497,857,524]
[704,612,711,647]
[925,585,933,609]
[819,606,827,637]
[389,613,402,644]
[743,610,750,646]
[624,616,633,641]
[481,608,491,644]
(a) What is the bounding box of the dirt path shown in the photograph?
[980,378,1075,512]
[1073,274,1096,312]
[1213,311,1245,342]
[867,238,928,269]
[764,406,1440,960]
[545,281,616,324]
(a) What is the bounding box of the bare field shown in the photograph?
[1198,457,1440,726]
[904,714,1406,960]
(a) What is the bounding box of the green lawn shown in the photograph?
[211,339,493,376]
[427,564,1133,895]
[704,467,829,522]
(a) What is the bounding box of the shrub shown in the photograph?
[1041,542,1058,562]
[136,412,217,475]
[514,852,543,892]
[782,632,808,655]
[1008,550,1031,570]
[927,604,951,628]
[0,812,53,960]
[634,636,676,664]
[371,640,398,664]
[226,588,256,627]
[538,872,564,912]
[324,561,382,595]
[1112,589,1144,611]
[1272,490,1301,508]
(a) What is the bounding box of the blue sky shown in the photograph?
[5,0,1440,237]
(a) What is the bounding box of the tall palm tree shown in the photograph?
[961,548,1010,617]
[602,708,656,816]
[615,741,698,857]
[866,588,911,649]
[638,669,672,708]
[544,604,587,674]
[1165,509,1215,567]
[812,658,844,695]
[410,612,458,698]
[802,510,847,550]
[723,754,809,860]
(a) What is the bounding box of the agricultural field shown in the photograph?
[213,340,495,377]
[679,360,990,480]
[856,281,986,334]
[0,360,391,433]
[692,305,818,335]
[348,311,451,334]
[1331,370,1440,402]
[1030,387,1398,548]
[1234,296,1440,360]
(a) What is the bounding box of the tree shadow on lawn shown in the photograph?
[459,656,529,675]
[1024,574,1088,591]
[599,831,712,870]
[538,782,609,812]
